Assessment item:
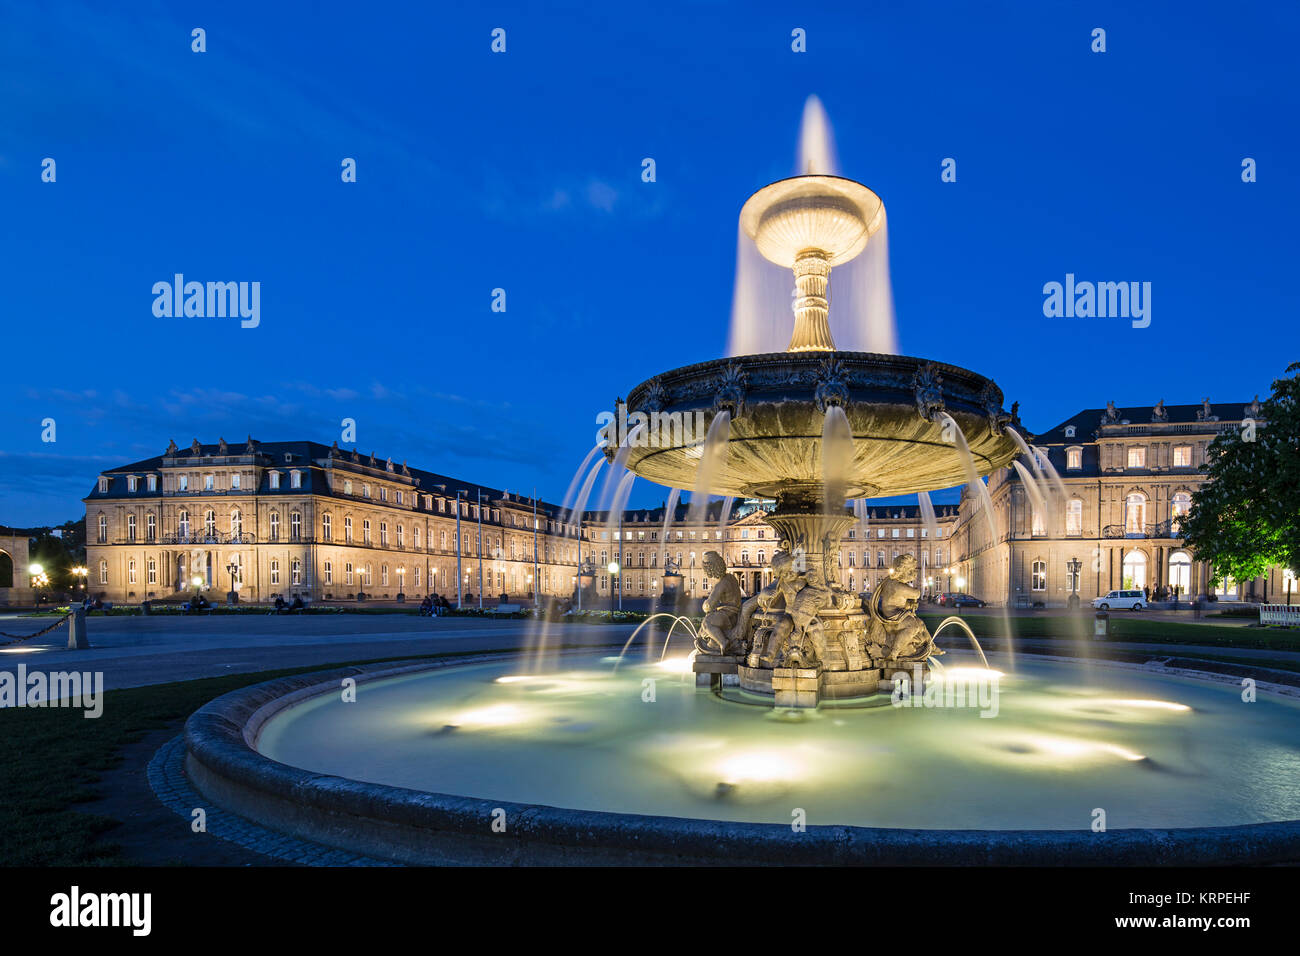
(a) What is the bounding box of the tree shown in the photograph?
[1181,362,1300,590]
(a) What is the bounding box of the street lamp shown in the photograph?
[29,564,49,606]
[1066,557,1082,609]
[226,560,239,605]
[608,560,621,611]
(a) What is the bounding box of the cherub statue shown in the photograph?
[743,550,830,668]
[695,551,744,655]
[865,554,937,662]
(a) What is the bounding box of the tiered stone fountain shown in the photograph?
[617,173,1021,706]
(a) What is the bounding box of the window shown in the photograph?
[270,471,280,490]
[1065,425,1076,438]
[1066,447,1082,470]
[178,510,189,539]
[413,526,420,549]
[178,474,188,491]
[322,513,332,540]
[1122,551,1147,589]
[99,560,108,584]
[128,560,137,585]
[127,514,137,541]
[892,529,899,538]
[1066,562,1080,593]
[364,564,373,586]
[127,476,138,492]
[204,509,216,537]
[147,475,157,491]
[397,490,404,505]
[147,559,157,585]
[1124,493,1147,535]
[380,522,389,547]
[270,512,280,540]
[290,512,302,540]
[363,484,371,499]
[230,509,242,537]
[1065,499,1083,536]
[98,477,108,493]
[342,479,352,495]
[204,474,214,490]
[1168,550,1191,594]
[363,519,372,545]
[1031,510,1045,536]
[146,513,156,541]
[1127,447,1146,468]
[290,471,302,489]
[270,560,280,585]
[1171,492,1192,534]
[381,565,390,587]
[231,473,241,490]
[380,487,388,502]
[345,563,354,586]
[345,516,353,543]
[1173,445,1192,468]
[1031,560,1046,591]
[292,559,302,586]
[324,561,333,584]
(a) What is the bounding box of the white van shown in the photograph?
[1092,589,1147,611]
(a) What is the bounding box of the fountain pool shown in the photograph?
[254,652,1300,832]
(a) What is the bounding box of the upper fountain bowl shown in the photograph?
[739,175,886,268]
[619,351,1020,502]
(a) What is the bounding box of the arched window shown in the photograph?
[230,509,242,537]
[99,559,108,584]
[147,513,156,541]
[345,516,353,543]
[1122,551,1147,589]
[1171,492,1192,534]
[1031,560,1046,591]
[1168,550,1191,595]
[381,564,390,586]
[204,509,216,538]
[292,559,302,586]
[97,514,108,543]
[290,512,302,540]
[269,512,280,540]
[178,510,189,539]
[128,559,137,584]
[1124,493,1147,535]
[322,512,332,541]
[127,514,137,541]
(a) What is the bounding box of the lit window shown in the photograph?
[1127,447,1146,468]
[1031,510,1045,536]
[99,560,108,584]
[178,475,188,491]
[290,512,302,540]
[1066,499,1083,536]
[1171,492,1192,534]
[292,560,302,585]
[1125,493,1147,534]
[1031,560,1046,591]
[1066,447,1082,470]
[1173,445,1192,468]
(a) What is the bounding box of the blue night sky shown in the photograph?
[1,0,1297,526]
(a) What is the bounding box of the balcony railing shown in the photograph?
[1102,520,1178,539]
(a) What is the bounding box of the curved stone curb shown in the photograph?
[149,734,398,866]
[184,654,1300,866]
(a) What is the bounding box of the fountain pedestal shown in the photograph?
[692,653,741,690]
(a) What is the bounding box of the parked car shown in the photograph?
[1092,589,1147,611]
[939,592,986,608]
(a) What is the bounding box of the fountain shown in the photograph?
[613,167,1020,706]
[176,99,1300,867]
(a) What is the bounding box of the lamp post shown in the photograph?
[72,565,87,602]
[29,564,48,606]
[1067,557,1082,609]
[608,560,621,611]
[226,559,239,605]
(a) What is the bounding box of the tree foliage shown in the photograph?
[1181,363,1300,587]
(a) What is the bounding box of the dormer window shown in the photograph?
[290,470,302,489]
[1066,447,1082,470]
[1064,425,1076,438]
[147,475,157,492]
[269,471,280,490]
[127,476,138,492]
[98,476,109,493]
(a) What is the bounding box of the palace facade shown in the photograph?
[953,398,1293,606]
[83,399,1288,607]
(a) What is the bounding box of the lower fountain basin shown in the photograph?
[184,651,1300,865]
[621,351,1019,498]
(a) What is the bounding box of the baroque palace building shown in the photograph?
[953,398,1293,606]
[83,398,1288,608]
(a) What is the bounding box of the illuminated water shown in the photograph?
[257,652,1300,830]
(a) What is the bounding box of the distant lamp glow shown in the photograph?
[717,750,800,784]
[607,561,620,575]
[191,575,204,588]
[29,563,43,576]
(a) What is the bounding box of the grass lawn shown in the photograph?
[0,648,531,867]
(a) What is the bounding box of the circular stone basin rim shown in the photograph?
[183,654,1300,866]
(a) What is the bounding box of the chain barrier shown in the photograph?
[0,611,74,644]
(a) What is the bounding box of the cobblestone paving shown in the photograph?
[148,734,399,866]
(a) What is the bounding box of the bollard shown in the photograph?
[1092,610,1110,641]
[67,607,90,649]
